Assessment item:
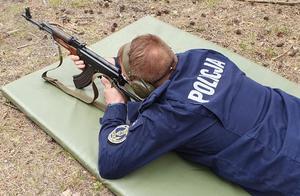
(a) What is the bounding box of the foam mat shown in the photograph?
[2,16,300,196]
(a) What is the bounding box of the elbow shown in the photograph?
[99,169,124,180]
[98,141,136,179]
[98,155,129,179]
[98,164,127,180]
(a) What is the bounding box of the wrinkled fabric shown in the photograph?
[99,49,300,196]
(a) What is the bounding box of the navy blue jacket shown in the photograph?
[99,49,300,196]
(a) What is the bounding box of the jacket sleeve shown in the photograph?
[98,101,216,179]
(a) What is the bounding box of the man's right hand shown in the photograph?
[69,55,116,70]
[101,77,127,105]
[69,55,86,70]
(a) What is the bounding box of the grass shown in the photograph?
[273,26,290,36]
[204,0,221,7]
[248,32,256,44]
[0,125,5,132]
[265,47,277,58]
[2,4,23,18]
[49,0,62,7]
[93,181,104,192]
[48,0,90,8]
[239,41,248,51]
[70,0,90,8]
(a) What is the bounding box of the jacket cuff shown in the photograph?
[100,103,127,123]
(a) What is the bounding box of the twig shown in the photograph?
[17,42,37,49]
[237,0,300,5]
[0,111,8,127]
[3,102,18,110]
[272,46,293,61]
[75,16,95,20]
[42,0,48,6]
[6,29,20,35]
[64,26,81,34]
[60,25,81,34]
[28,32,40,39]
[1,111,8,121]
[76,21,90,26]
[17,39,42,49]
[48,22,81,34]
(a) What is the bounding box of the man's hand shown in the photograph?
[69,54,116,70]
[69,54,125,105]
[101,77,127,105]
[69,55,86,70]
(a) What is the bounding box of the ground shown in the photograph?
[0,0,299,195]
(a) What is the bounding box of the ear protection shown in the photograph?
[121,43,155,99]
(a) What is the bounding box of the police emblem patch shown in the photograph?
[108,125,129,144]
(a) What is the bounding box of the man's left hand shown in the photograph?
[101,77,127,105]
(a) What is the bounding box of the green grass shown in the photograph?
[49,0,62,7]
[239,41,248,51]
[248,32,256,44]
[265,47,277,58]
[273,26,290,36]
[93,181,104,192]
[4,4,23,16]
[70,0,90,8]
[204,0,221,7]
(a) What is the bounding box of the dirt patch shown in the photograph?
[0,0,299,195]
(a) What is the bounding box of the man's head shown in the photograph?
[118,34,177,86]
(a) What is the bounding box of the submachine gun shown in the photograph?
[22,7,142,104]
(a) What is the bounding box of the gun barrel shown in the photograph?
[43,23,73,43]
[22,9,73,44]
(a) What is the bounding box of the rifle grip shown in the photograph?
[73,66,95,89]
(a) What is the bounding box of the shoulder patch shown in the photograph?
[108,125,129,144]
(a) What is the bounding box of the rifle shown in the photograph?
[22,7,142,103]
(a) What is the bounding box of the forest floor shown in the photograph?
[0,0,299,195]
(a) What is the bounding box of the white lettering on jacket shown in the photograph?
[188,58,225,103]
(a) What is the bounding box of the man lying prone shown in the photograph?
[71,34,300,196]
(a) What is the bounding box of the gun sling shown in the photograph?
[41,44,107,111]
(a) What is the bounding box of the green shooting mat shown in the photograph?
[2,16,300,196]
